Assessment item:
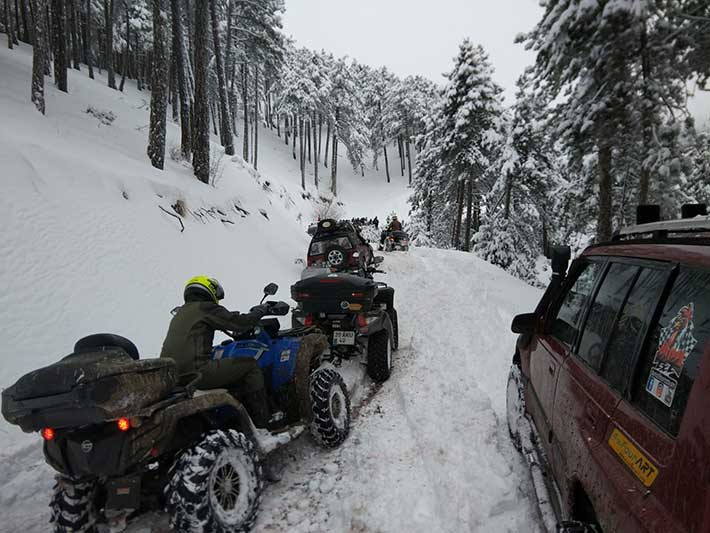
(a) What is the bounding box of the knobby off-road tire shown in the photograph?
[387,308,399,351]
[367,329,393,382]
[310,368,351,448]
[506,363,525,452]
[50,476,98,533]
[165,429,263,533]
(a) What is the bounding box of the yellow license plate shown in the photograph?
[608,428,659,487]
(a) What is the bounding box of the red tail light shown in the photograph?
[117,418,131,432]
[304,314,314,327]
[357,314,368,328]
[294,292,311,299]
[351,292,365,298]
[41,427,55,441]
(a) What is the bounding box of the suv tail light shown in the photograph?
[41,427,55,441]
[304,314,314,327]
[117,418,131,432]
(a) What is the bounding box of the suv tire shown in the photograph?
[165,429,262,533]
[506,363,525,451]
[387,309,399,351]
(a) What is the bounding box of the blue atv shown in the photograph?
[211,282,352,449]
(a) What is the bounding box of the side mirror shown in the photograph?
[511,313,537,335]
[263,283,278,296]
[373,256,384,265]
[270,301,291,316]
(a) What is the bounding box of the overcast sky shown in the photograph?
[282,0,543,103]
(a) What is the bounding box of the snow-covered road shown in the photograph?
[1,247,544,533]
[247,248,544,533]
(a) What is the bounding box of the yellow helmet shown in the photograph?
[184,276,225,303]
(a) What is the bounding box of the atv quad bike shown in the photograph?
[1,284,350,533]
[383,230,410,252]
[291,272,399,383]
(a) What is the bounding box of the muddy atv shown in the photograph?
[1,285,349,533]
[291,272,399,383]
[383,230,410,252]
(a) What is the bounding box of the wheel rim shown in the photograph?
[208,448,254,525]
[329,385,348,430]
[328,250,344,266]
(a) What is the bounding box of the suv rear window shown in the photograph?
[633,268,710,436]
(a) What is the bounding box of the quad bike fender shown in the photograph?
[155,391,256,452]
[293,334,330,423]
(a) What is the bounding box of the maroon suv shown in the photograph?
[507,206,710,532]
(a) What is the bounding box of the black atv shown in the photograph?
[1,286,348,532]
[383,230,410,252]
[291,272,399,383]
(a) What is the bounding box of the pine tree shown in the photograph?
[51,0,68,92]
[170,0,191,159]
[209,0,234,156]
[146,0,167,169]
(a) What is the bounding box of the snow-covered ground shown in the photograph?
[0,43,542,532]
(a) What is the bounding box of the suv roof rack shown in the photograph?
[613,216,710,241]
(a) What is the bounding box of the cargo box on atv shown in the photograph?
[2,347,177,433]
[291,272,378,314]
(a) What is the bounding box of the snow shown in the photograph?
[0,43,542,532]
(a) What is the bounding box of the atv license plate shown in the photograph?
[333,330,355,345]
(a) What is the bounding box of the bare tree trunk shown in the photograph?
[51,0,68,92]
[118,2,128,91]
[253,66,259,169]
[30,0,46,113]
[453,180,465,249]
[317,114,322,160]
[299,115,305,188]
[503,172,513,220]
[398,135,404,176]
[170,0,191,158]
[292,112,297,160]
[313,110,319,188]
[324,120,330,168]
[103,0,115,89]
[284,114,289,145]
[19,0,30,43]
[597,143,613,242]
[68,0,79,68]
[147,0,167,170]
[209,0,234,156]
[463,177,473,252]
[84,0,93,78]
[405,136,412,185]
[241,63,249,161]
[5,0,14,48]
[192,0,210,183]
[306,118,311,163]
[639,23,652,205]
[331,108,339,195]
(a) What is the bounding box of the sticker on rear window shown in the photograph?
[645,303,698,407]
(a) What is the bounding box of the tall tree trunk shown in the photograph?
[5,0,14,48]
[84,0,93,78]
[30,0,46,113]
[292,112,297,160]
[147,0,167,170]
[191,0,210,183]
[639,22,652,205]
[463,177,473,252]
[241,63,249,161]
[68,0,79,68]
[313,110,319,188]
[405,136,412,185]
[317,114,322,161]
[306,119,311,163]
[299,116,305,188]
[209,0,234,156]
[324,120,330,168]
[224,0,235,128]
[118,2,128,91]
[398,135,404,176]
[51,0,68,92]
[503,172,513,220]
[169,54,178,120]
[383,143,390,183]
[453,180,465,249]
[103,0,115,89]
[170,0,191,158]
[331,108,339,195]
[253,66,259,169]
[19,0,30,43]
[284,115,289,145]
[597,143,613,242]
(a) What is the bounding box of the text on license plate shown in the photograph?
[333,330,355,345]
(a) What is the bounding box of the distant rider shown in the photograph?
[160,276,275,429]
[379,215,403,248]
